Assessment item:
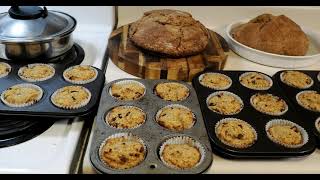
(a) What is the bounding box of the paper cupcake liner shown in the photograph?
[18,63,55,82]
[206,91,244,115]
[155,104,196,131]
[63,65,98,84]
[154,82,190,101]
[280,71,314,89]
[98,133,147,170]
[109,80,146,100]
[105,105,146,129]
[198,72,232,90]
[159,136,206,170]
[51,86,91,110]
[0,62,11,78]
[1,83,43,108]
[250,93,288,116]
[214,118,258,149]
[296,90,320,113]
[265,119,309,148]
[315,117,320,133]
[239,72,273,90]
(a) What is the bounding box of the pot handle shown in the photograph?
[9,6,48,20]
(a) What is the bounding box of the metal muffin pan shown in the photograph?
[90,78,213,174]
[192,70,316,158]
[0,44,105,118]
[272,70,320,146]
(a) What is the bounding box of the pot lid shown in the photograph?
[0,6,76,43]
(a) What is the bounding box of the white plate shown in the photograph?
[225,19,320,68]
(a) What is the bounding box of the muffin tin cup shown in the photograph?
[63,65,98,85]
[265,119,309,149]
[0,62,11,78]
[239,72,273,90]
[250,93,289,116]
[109,80,146,101]
[159,136,206,170]
[296,90,320,113]
[198,72,232,90]
[0,83,43,108]
[193,70,316,158]
[98,132,147,170]
[214,118,258,149]
[280,71,314,89]
[90,78,212,174]
[18,63,55,82]
[105,105,146,130]
[155,104,196,131]
[206,91,244,115]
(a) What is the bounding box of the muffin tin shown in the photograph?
[0,44,105,118]
[273,70,320,146]
[90,78,212,174]
[192,70,316,158]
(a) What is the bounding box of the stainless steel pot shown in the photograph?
[0,6,77,61]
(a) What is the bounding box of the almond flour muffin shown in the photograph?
[18,63,55,82]
[215,118,257,148]
[100,134,146,170]
[199,73,232,90]
[280,71,313,89]
[0,62,11,78]
[251,93,288,116]
[156,105,195,131]
[51,86,91,109]
[207,91,243,115]
[267,122,304,147]
[155,82,189,101]
[110,81,145,101]
[239,72,272,90]
[63,65,98,84]
[296,91,320,112]
[106,106,145,129]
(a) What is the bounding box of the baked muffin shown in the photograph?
[110,80,145,101]
[63,65,98,84]
[100,134,145,170]
[155,82,189,101]
[156,105,195,131]
[18,63,55,82]
[0,62,11,78]
[207,91,243,115]
[1,84,43,107]
[296,91,320,112]
[239,72,272,90]
[251,93,288,115]
[215,118,257,148]
[232,14,309,56]
[281,71,313,89]
[106,106,145,129]
[129,9,209,57]
[51,86,91,109]
[199,73,232,90]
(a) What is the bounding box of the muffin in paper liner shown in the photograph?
[63,65,98,84]
[98,133,147,170]
[154,82,190,102]
[1,83,43,107]
[250,93,288,116]
[51,85,91,110]
[155,104,196,131]
[214,118,258,149]
[18,63,55,82]
[296,90,320,113]
[239,72,273,90]
[0,62,11,78]
[105,105,146,129]
[206,91,244,115]
[315,117,320,133]
[109,80,146,101]
[159,136,206,170]
[265,119,309,148]
[280,71,314,89]
[198,72,232,90]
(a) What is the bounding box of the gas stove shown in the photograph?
[0,6,115,174]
